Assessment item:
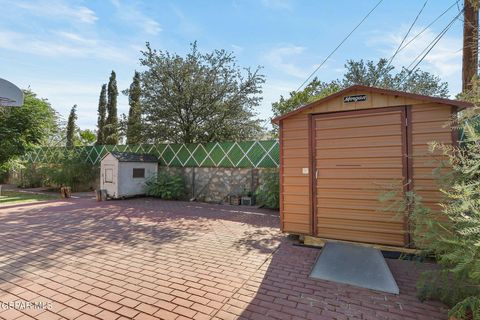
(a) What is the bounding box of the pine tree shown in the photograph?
[119,113,128,144]
[126,71,142,144]
[105,71,119,145]
[66,105,77,148]
[95,84,107,145]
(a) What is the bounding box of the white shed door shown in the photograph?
[104,166,114,183]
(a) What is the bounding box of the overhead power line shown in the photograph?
[396,1,459,55]
[294,0,384,92]
[400,8,464,83]
[406,8,463,71]
[373,0,429,86]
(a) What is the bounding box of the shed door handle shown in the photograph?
[315,169,319,179]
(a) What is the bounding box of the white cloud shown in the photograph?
[0,29,132,61]
[56,31,97,45]
[264,45,314,78]
[13,0,98,24]
[170,5,201,36]
[110,0,162,35]
[142,19,162,35]
[0,1,139,61]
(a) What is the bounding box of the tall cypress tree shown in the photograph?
[105,71,119,145]
[66,104,77,147]
[95,84,107,145]
[126,71,142,144]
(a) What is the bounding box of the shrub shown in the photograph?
[0,170,6,184]
[145,171,185,200]
[2,160,44,188]
[40,150,98,192]
[255,169,279,209]
[20,163,44,188]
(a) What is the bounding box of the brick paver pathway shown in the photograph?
[0,198,447,319]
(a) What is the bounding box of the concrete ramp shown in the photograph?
[309,242,399,294]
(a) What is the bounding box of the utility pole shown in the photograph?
[462,0,479,92]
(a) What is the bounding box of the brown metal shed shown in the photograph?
[272,85,472,248]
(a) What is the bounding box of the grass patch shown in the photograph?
[0,190,58,205]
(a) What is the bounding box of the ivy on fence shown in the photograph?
[24,140,280,168]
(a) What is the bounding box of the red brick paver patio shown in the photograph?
[0,198,447,320]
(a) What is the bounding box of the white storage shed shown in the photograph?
[100,152,158,199]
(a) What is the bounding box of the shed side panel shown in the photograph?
[117,162,157,197]
[281,113,311,234]
[411,103,453,212]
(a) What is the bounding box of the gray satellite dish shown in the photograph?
[0,78,24,106]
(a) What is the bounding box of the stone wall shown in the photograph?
[159,167,274,203]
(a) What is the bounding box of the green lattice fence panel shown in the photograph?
[24,140,280,168]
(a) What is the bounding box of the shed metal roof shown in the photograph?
[271,85,474,124]
[108,152,158,163]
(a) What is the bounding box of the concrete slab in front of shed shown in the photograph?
[309,242,399,294]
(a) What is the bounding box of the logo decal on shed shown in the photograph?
[343,94,367,103]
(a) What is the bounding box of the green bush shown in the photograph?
[20,163,44,188]
[2,160,44,188]
[40,150,98,192]
[0,171,6,184]
[255,169,279,209]
[145,171,185,200]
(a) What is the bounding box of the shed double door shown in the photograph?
[312,107,408,247]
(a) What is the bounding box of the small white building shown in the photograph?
[100,152,158,199]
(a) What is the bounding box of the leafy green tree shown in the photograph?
[272,59,450,120]
[343,58,449,97]
[95,84,107,145]
[140,42,265,143]
[65,105,77,148]
[125,71,142,144]
[272,79,341,119]
[78,129,96,146]
[0,90,58,165]
[105,71,119,145]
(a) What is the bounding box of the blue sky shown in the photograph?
[0,0,464,130]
